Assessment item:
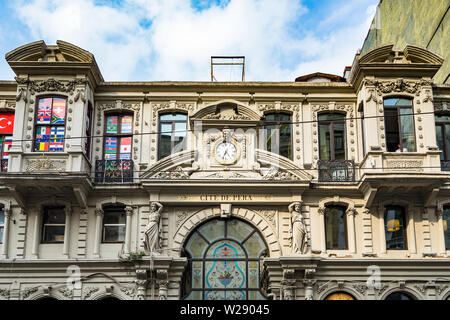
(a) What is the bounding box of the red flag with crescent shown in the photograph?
[0,113,14,134]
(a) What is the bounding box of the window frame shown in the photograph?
[84,102,93,159]
[263,112,292,159]
[435,113,450,161]
[33,96,67,153]
[102,112,133,161]
[101,206,126,244]
[384,205,408,250]
[443,205,450,251]
[383,97,416,152]
[41,206,66,244]
[0,207,4,244]
[158,112,188,160]
[324,205,348,250]
[318,113,347,161]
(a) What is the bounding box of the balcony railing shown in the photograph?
[442,160,450,172]
[1,159,7,172]
[317,160,355,182]
[95,160,134,183]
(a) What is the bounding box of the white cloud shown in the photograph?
[7,0,378,81]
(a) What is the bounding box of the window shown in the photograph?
[0,112,14,172]
[34,97,66,152]
[435,113,450,170]
[104,114,133,160]
[263,113,292,159]
[0,208,4,244]
[42,206,66,243]
[324,205,347,250]
[84,102,93,159]
[385,292,415,300]
[384,206,407,249]
[318,113,346,161]
[360,111,366,155]
[384,98,415,152]
[182,218,268,300]
[444,206,450,250]
[102,205,126,243]
[325,292,355,300]
[158,113,187,159]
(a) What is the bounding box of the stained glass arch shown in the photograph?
[182,217,269,300]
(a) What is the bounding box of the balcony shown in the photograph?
[442,160,450,172]
[317,160,355,182]
[1,159,7,172]
[95,160,134,183]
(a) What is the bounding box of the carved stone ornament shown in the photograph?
[151,102,194,125]
[97,101,141,123]
[260,166,300,180]
[0,288,10,299]
[26,154,66,172]
[28,78,86,95]
[315,282,329,295]
[352,283,368,295]
[83,287,99,299]
[365,78,432,96]
[385,160,423,172]
[22,287,39,299]
[280,269,296,300]
[434,101,449,112]
[58,287,73,299]
[152,166,190,179]
[120,286,136,298]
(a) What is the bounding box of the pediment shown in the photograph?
[191,100,261,122]
[6,40,94,63]
[358,44,443,65]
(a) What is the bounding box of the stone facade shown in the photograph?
[0,40,448,300]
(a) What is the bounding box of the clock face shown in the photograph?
[214,141,238,164]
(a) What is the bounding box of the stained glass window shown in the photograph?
[183,218,268,300]
[34,97,66,152]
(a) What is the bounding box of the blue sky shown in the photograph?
[0,0,379,81]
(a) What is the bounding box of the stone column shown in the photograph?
[303,269,316,300]
[346,208,357,254]
[62,206,72,257]
[408,206,417,254]
[124,206,133,254]
[435,207,446,255]
[157,270,169,300]
[318,208,326,253]
[135,269,148,300]
[93,208,104,258]
[377,206,387,255]
[31,208,43,259]
[1,208,12,259]
[280,269,296,300]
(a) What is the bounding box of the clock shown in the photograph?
[214,140,240,165]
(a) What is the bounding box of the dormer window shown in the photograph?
[34,97,66,152]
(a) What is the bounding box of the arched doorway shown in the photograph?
[182,217,268,300]
[325,292,356,300]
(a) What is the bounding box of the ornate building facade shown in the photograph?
[0,40,448,300]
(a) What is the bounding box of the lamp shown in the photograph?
[386,219,400,232]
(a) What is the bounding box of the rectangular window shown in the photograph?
[42,206,66,243]
[0,209,4,244]
[34,97,66,152]
[263,113,292,159]
[444,206,450,250]
[84,103,93,158]
[0,112,15,172]
[103,114,133,160]
[158,113,187,160]
[325,205,347,249]
[102,206,126,243]
[435,114,450,161]
[384,206,407,250]
[318,113,346,161]
[384,98,415,152]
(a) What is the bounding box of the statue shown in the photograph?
[288,202,307,254]
[144,201,163,255]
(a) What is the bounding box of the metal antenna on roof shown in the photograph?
[211,56,245,81]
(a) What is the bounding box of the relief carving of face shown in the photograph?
[294,204,300,212]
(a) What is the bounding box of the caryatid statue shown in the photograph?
[144,201,163,255]
[288,202,307,254]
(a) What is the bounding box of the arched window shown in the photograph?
[443,205,450,250]
[318,113,346,161]
[384,206,407,249]
[158,113,187,160]
[325,292,355,300]
[263,113,292,159]
[324,205,347,250]
[102,205,126,243]
[182,218,268,300]
[34,97,67,152]
[41,206,66,243]
[385,291,415,300]
[435,113,450,171]
[383,98,415,152]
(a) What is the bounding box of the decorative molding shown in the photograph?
[151,166,190,180]
[97,101,141,124]
[25,155,66,172]
[365,78,431,96]
[120,286,136,298]
[385,160,423,172]
[352,283,368,295]
[261,166,300,180]
[58,287,73,299]
[22,287,39,299]
[151,102,194,125]
[83,287,99,299]
[28,78,86,95]
[0,289,10,299]
[434,101,449,112]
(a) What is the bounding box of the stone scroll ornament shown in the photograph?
[144,201,163,255]
[288,202,307,254]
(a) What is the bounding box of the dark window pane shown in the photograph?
[0,211,4,224]
[103,210,126,224]
[159,123,172,159]
[104,225,126,242]
[444,206,450,250]
[399,108,415,152]
[325,206,347,249]
[436,125,445,160]
[279,123,291,159]
[43,207,65,224]
[264,113,292,159]
[385,206,407,249]
[318,113,345,121]
[319,123,331,160]
[43,226,65,242]
[0,226,3,244]
[385,292,413,300]
[384,108,400,152]
[333,122,346,160]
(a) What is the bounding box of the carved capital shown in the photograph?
[125,206,134,216]
[95,208,104,217]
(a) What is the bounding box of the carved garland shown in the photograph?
[151,102,194,126]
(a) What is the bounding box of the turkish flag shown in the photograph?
[0,113,14,134]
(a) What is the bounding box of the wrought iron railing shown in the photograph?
[95,160,134,183]
[1,159,7,172]
[442,160,450,172]
[317,160,355,182]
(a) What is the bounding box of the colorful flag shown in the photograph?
[105,137,117,160]
[49,126,64,151]
[2,136,12,159]
[37,98,52,124]
[106,116,118,134]
[35,126,50,151]
[51,99,66,124]
[0,113,14,134]
[122,160,131,170]
[121,116,132,133]
[120,137,131,154]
